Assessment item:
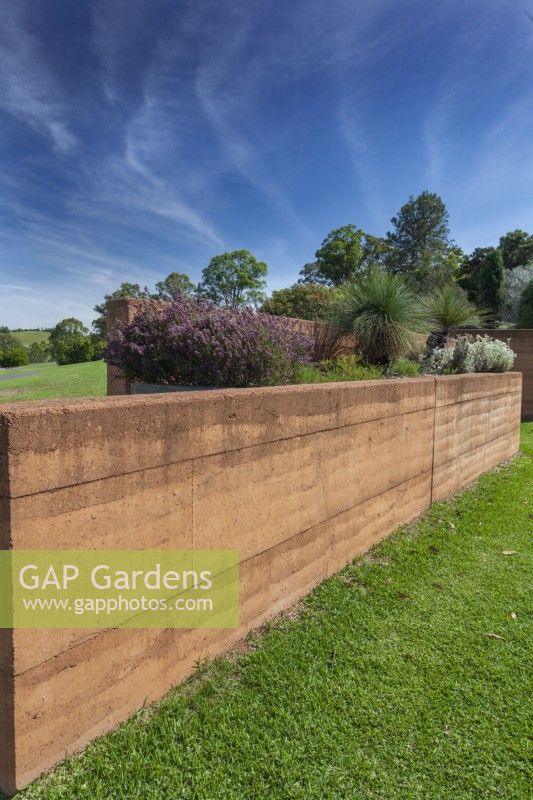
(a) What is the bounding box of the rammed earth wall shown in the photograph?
[0,372,522,793]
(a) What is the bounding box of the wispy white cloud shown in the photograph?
[189,0,401,243]
[461,92,533,202]
[444,83,533,250]
[0,1,76,152]
[78,144,226,250]
[423,91,456,187]
[88,0,226,249]
[185,5,315,243]
[423,0,533,190]
[0,284,31,292]
[336,5,444,228]
[338,105,386,229]
[195,69,316,245]
[91,0,145,102]
[2,0,533,327]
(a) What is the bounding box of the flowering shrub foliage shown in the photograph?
[104,295,313,387]
[425,334,515,375]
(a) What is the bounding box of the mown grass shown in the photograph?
[13,424,532,799]
[9,330,50,347]
[0,360,106,404]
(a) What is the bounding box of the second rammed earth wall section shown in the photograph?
[455,328,533,420]
[0,373,522,793]
[106,300,533,421]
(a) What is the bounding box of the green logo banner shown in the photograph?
[0,550,239,629]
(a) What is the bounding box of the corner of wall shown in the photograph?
[0,630,16,796]
[0,413,15,795]
[429,375,438,505]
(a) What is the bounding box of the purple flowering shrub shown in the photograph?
[104,295,313,387]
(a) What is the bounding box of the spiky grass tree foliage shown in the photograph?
[423,284,484,351]
[328,269,428,367]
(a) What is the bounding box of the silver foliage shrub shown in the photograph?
[425,334,515,374]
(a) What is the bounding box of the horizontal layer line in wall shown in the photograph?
[12,468,433,679]
[433,424,520,470]
[3,403,438,501]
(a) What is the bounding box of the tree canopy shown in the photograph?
[92,283,151,337]
[460,247,495,301]
[313,225,365,285]
[518,279,533,327]
[155,272,195,300]
[0,330,29,367]
[49,318,88,342]
[476,250,504,326]
[386,191,453,288]
[49,318,100,365]
[27,341,50,364]
[299,228,389,286]
[262,283,332,320]
[499,230,533,270]
[197,250,267,308]
[300,226,368,286]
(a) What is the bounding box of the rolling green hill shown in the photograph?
[0,360,106,403]
[10,329,50,347]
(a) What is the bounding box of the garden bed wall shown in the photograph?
[455,328,533,420]
[0,373,522,793]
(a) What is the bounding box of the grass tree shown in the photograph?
[327,269,428,368]
[423,284,484,352]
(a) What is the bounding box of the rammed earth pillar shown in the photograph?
[106,298,144,396]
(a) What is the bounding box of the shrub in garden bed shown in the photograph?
[294,354,422,384]
[390,357,421,377]
[327,269,429,367]
[105,295,313,388]
[424,334,515,374]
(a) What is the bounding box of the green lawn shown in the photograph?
[9,330,50,347]
[0,361,106,404]
[13,424,532,799]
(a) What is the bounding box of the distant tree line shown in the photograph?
[94,191,533,329]
[265,193,533,327]
[87,193,533,366]
[91,253,268,338]
[0,328,28,367]
[0,321,103,367]
[4,191,532,369]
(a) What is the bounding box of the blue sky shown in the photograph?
[1,0,532,328]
